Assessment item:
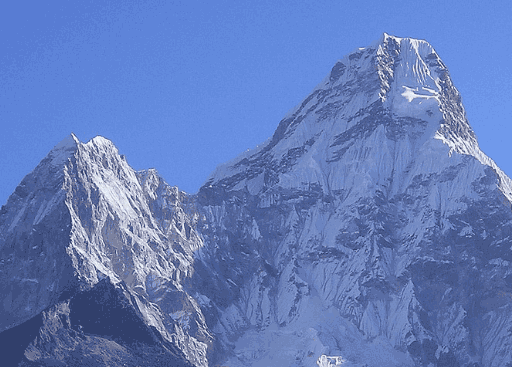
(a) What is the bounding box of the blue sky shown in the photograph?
[1,1,511,206]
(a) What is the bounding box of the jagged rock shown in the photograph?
[0,135,210,366]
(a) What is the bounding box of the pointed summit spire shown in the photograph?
[203,35,506,199]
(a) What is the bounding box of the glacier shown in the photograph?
[2,33,512,366]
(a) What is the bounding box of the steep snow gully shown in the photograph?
[2,34,512,366]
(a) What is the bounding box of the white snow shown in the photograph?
[317,354,346,366]
[401,86,439,103]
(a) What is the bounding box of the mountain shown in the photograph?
[0,135,209,366]
[2,33,512,366]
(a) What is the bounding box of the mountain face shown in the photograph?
[2,33,512,367]
[0,136,209,366]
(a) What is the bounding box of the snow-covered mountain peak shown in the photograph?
[204,35,495,200]
[332,33,440,95]
[1,132,212,366]
[195,36,512,367]
[41,134,121,172]
[385,37,439,89]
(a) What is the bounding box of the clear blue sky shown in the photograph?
[1,0,511,206]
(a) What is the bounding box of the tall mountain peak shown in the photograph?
[203,35,512,205]
[195,36,512,367]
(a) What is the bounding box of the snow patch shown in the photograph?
[401,86,439,103]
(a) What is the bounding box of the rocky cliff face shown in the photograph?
[193,34,512,367]
[2,34,512,367]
